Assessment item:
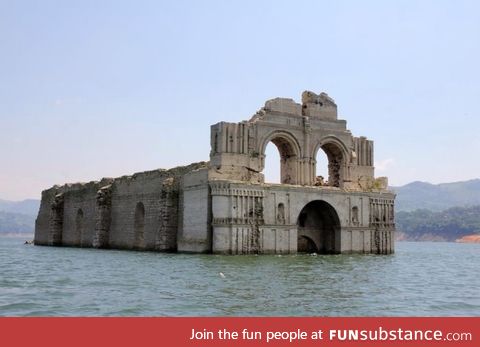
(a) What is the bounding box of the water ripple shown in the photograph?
[0,237,479,316]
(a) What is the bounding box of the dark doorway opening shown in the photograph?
[297,200,340,254]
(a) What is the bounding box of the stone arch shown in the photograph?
[134,202,145,249]
[297,235,317,253]
[313,136,349,188]
[297,200,341,253]
[74,208,84,246]
[260,131,302,185]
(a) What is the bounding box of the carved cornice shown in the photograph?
[210,183,265,197]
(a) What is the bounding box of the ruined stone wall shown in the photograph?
[35,91,395,256]
[35,162,207,251]
[108,171,177,251]
[35,179,112,246]
[369,197,395,254]
[61,182,106,247]
[177,168,211,253]
[210,182,274,254]
[208,91,378,190]
[35,188,59,245]
[208,181,395,254]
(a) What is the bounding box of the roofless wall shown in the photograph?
[35,91,395,255]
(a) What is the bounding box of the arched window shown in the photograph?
[314,142,344,188]
[264,142,281,183]
[75,209,84,245]
[262,133,299,185]
[314,149,329,186]
[134,202,145,249]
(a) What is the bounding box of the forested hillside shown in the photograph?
[395,205,480,241]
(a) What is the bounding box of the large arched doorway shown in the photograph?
[297,200,341,253]
[261,132,300,185]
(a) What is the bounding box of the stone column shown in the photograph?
[155,178,177,251]
[302,115,312,185]
[93,185,112,249]
[48,193,64,246]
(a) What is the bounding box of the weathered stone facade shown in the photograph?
[35,91,395,254]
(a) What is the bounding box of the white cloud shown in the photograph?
[375,158,395,171]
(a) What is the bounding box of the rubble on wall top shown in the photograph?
[252,91,339,121]
[301,91,336,107]
[43,161,209,194]
[264,98,302,116]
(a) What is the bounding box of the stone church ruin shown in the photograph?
[35,91,395,254]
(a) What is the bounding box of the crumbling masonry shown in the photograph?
[35,91,395,254]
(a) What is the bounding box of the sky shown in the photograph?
[1,0,479,200]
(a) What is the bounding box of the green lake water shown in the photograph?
[0,235,478,316]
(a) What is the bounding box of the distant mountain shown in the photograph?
[0,211,35,233]
[0,198,40,233]
[395,205,480,242]
[0,198,40,216]
[392,179,480,212]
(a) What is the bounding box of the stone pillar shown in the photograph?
[309,158,316,186]
[93,185,112,249]
[48,193,64,246]
[302,115,312,185]
[155,178,177,251]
